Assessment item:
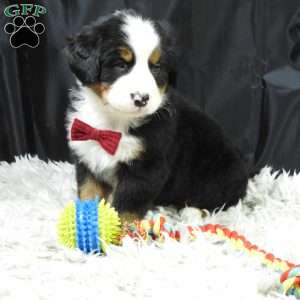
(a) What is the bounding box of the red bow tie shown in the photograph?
[71,118,122,155]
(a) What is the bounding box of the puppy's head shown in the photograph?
[65,10,175,119]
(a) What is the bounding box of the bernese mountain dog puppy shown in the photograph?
[65,10,249,221]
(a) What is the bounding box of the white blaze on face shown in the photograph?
[106,14,163,116]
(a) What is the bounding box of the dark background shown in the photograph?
[1,0,300,171]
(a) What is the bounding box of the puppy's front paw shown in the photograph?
[78,177,111,200]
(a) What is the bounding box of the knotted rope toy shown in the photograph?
[57,198,300,299]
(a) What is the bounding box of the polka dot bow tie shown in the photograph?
[71,118,122,155]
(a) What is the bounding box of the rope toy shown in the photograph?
[57,199,300,298]
[127,215,300,298]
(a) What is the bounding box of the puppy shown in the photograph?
[65,10,249,221]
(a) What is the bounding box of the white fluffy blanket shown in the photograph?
[0,156,299,300]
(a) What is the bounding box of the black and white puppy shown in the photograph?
[65,10,249,220]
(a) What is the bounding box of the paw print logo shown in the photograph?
[4,16,45,48]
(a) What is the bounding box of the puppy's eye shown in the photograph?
[113,60,128,71]
[151,63,161,73]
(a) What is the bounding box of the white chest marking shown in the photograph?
[66,88,144,185]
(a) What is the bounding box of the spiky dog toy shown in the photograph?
[57,198,121,253]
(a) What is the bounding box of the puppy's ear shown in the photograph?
[155,20,178,86]
[64,34,100,84]
[155,20,177,51]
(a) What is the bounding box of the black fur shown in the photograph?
[112,92,249,216]
[66,10,249,217]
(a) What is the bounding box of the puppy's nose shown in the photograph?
[131,92,149,107]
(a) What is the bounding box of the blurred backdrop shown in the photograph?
[1,0,300,171]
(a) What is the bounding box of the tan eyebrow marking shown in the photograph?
[118,47,133,63]
[149,48,161,65]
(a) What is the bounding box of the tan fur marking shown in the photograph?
[79,177,111,200]
[119,47,133,63]
[88,83,110,99]
[149,48,161,65]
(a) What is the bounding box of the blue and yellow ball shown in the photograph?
[57,198,122,253]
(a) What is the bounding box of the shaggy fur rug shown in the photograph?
[0,156,299,300]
